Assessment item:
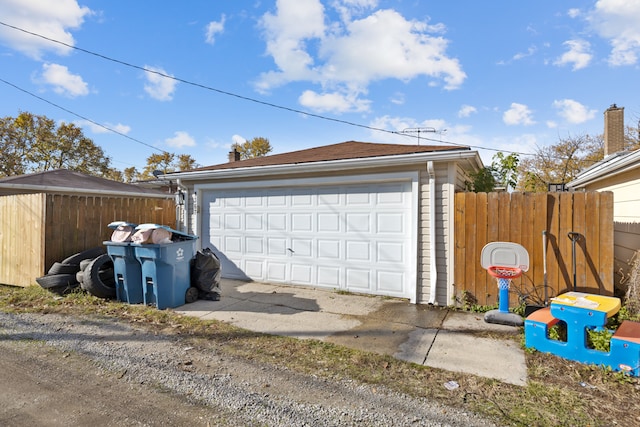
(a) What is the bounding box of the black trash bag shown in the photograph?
[190,248,222,300]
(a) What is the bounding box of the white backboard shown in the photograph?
[480,242,530,271]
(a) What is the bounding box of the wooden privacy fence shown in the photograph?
[0,193,176,287]
[454,191,614,308]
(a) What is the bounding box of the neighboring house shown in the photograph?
[568,105,640,284]
[166,141,483,305]
[0,169,169,198]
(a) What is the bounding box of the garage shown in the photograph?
[199,174,417,300]
[170,141,483,305]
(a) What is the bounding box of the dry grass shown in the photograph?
[2,285,640,426]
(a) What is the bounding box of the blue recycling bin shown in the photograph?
[104,241,143,304]
[133,239,197,309]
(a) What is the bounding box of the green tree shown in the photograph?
[123,167,139,183]
[465,167,496,192]
[140,152,175,180]
[492,152,519,190]
[0,116,28,176]
[137,153,199,181]
[465,152,519,192]
[233,136,272,159]
[516,134,602,192]
[0,112,117,178]
[175,154,198,171]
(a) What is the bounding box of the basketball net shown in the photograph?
[487,266,522,290]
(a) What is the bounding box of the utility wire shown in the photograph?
[0,19,536,157]
[0,77,167,154]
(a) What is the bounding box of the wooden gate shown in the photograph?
[454,192,614,307]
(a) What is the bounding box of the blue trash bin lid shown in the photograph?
[108,221,138,229]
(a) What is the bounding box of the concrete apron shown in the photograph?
[177,279,527,386]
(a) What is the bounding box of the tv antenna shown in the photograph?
[400,127,437,145]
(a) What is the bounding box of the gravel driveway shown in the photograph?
[0,312,497,427]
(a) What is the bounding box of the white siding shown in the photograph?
[581,170,640,287]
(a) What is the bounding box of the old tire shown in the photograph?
[185,286,199,304]
[48,262,80,275]
[62,247,106,265]
[82,254,116,299]
[76,270,85,284]
[79,258,93,271]
[35,274,80,295]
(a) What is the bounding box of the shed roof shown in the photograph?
[186,141,469,172]
[0,169,169,197]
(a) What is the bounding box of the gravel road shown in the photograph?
[0,312,498,427]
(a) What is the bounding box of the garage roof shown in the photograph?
[188,141,469,172]
[0,169,169,197]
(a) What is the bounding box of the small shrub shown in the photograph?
[586,328,613,352]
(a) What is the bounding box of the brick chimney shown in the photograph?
[228,148,240,162]
[604,104,624,156]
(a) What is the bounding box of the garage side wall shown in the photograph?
[416,162,452,305]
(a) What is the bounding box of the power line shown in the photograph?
[0,19,537,157]
[0,77,167,154]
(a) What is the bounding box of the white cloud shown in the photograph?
[568,8,582,19]
[331,0,378,22]
[554,39,592,70]
[143,66,177,101]
[39,63,89,97]
[78,120,131,135]
[0,0,91,59]
[552,99,597,124]
[512,46,537,61]
[298,89,370,113]
[256,1,465,113]
[205,15,226,45]
[320,10,464,88]
[458,105,477,118]
[231,134,246,145]
[165,131,196,148]
[588,0,640,66]
[503,103,535,126]
[390,92,405,105]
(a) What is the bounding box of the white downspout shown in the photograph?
[176,179,188,233]
[427,161,438,305]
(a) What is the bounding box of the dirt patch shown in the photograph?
[0,338,230,426]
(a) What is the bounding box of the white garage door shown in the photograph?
[200,179,416,299]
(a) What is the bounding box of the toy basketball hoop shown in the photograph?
[487,265,523,279]
[481,242,529,317]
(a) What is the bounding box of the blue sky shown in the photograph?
[1,0,639,172]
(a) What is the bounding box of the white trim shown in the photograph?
[169,150,481,181]
[568,150,640,188]
[195,171,419,302]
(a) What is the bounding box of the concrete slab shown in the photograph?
[442,310,522,335]
[175,279,529,386]
[395,327,438,365]
[425,330,527,386]
[193,303,361,341]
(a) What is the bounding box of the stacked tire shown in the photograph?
[36,247,116,299]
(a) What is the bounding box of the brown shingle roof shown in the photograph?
[185,141,468,172]
[0,169,166,196]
